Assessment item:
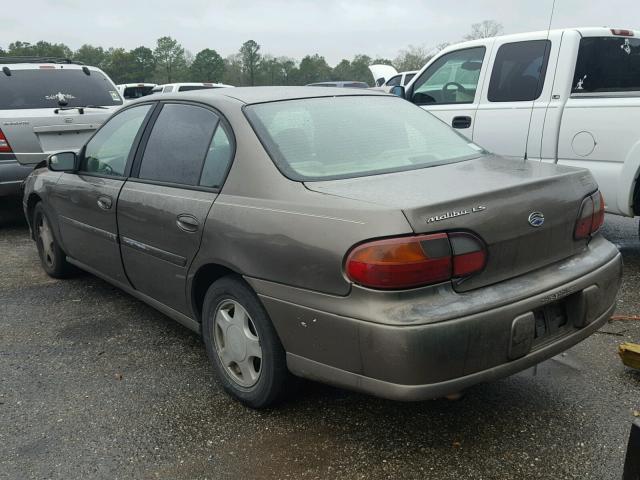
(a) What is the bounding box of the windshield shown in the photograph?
[0,68,122,109]
[245,95,484,181]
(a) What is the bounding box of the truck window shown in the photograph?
[410,47,485,106]
[488,40,551,102]
[572,37,640,94]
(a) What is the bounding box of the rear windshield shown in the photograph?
[123,86,155,99]
[0,68,122,109]
[572,36,640,94]
[178,85,216,92]
[245,96,484,181]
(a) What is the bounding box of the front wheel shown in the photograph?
[33,203,73,278]
[202,276,291,408]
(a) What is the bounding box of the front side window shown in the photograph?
[411,47,485,105]
[81,104,152,176]
[488,40,551,102]
[138,104,219,186]
[572,36,640,94]
[386,75,402,87]
[246,96,485,181]
[0,68,123,110]
[403,73,416,85]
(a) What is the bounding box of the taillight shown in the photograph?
[345,232,486,290]
[0,129,12,153]
[575,191,605,240]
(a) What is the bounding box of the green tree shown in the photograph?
[222,54,243,86]
[394,45,431,72]
[8,41,72,59]
[154,36,185,83]
[130,46,155,81]
[239,40,261,86]
[278,57,298,85]
[74,44,107,68]
[104,48,137,84]
[190,48,225,82]
[297,54,331,85]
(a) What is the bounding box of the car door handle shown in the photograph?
[452,116,472,129]
[176,214,199,233]
[97,195,113,210]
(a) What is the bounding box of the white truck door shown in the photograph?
[407,43,490,140]
[556,31,640,217]
[473,34,557,159]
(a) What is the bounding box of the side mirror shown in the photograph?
[390,85,406,99]
[47,151,77,172]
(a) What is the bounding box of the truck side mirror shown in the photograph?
[390,85,406,99]
[47,151,77,172]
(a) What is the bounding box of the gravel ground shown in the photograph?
[1,202,639,480]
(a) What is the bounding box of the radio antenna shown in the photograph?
[523,0,556,161]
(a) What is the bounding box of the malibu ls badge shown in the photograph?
[426,205,486,224]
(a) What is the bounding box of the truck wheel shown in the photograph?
[33,203,73,278]
[202,275,290,408]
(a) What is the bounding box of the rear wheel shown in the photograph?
[33,203,73,278]
[202,275,290,408]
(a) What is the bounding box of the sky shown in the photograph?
[3,0,639,65]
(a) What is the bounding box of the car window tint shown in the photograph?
[0,68,122,110]
[411,47,485,105]
[138,104,218,186]
[572,37,640,94]
[386,75,402,86]
[81,104,151,176]
[488,40,551,102]
[200,125,233,188]
[404,73,416,85]
[246,96,485,181]
[178,85,216,92]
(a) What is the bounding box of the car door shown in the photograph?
[117,102,234,315]
[473,37,555,159]
[408,45,489,139]
[50,103,154,284]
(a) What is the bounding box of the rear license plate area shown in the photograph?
[532,301,569,345]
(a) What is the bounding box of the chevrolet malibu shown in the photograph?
[21,87,622,408]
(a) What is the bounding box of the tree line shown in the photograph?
[0,20,502,86]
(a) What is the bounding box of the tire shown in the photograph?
[202,275,290,408]
[33,203,73,278]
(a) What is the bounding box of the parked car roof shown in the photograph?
[143,86,388,105]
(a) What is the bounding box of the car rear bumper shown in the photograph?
[248,236,622,400]
[0,156,32,197]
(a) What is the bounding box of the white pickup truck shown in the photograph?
[395,27,640,220]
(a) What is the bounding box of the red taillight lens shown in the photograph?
[611,29,634,36]
[0,129,12,153]
[575,191,605,240]
[345,232,486,290]
[591,191,605,233]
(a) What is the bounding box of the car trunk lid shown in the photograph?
[305,156,598,292]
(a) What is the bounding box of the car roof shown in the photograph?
[167,86,386,104]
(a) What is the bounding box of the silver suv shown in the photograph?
[0,57,123,197]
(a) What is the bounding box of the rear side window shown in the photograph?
[200,125,233,188]
[138,104,219,186]
[488,40,551,102]
[572,37,640,94]
[0,68,122,110]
